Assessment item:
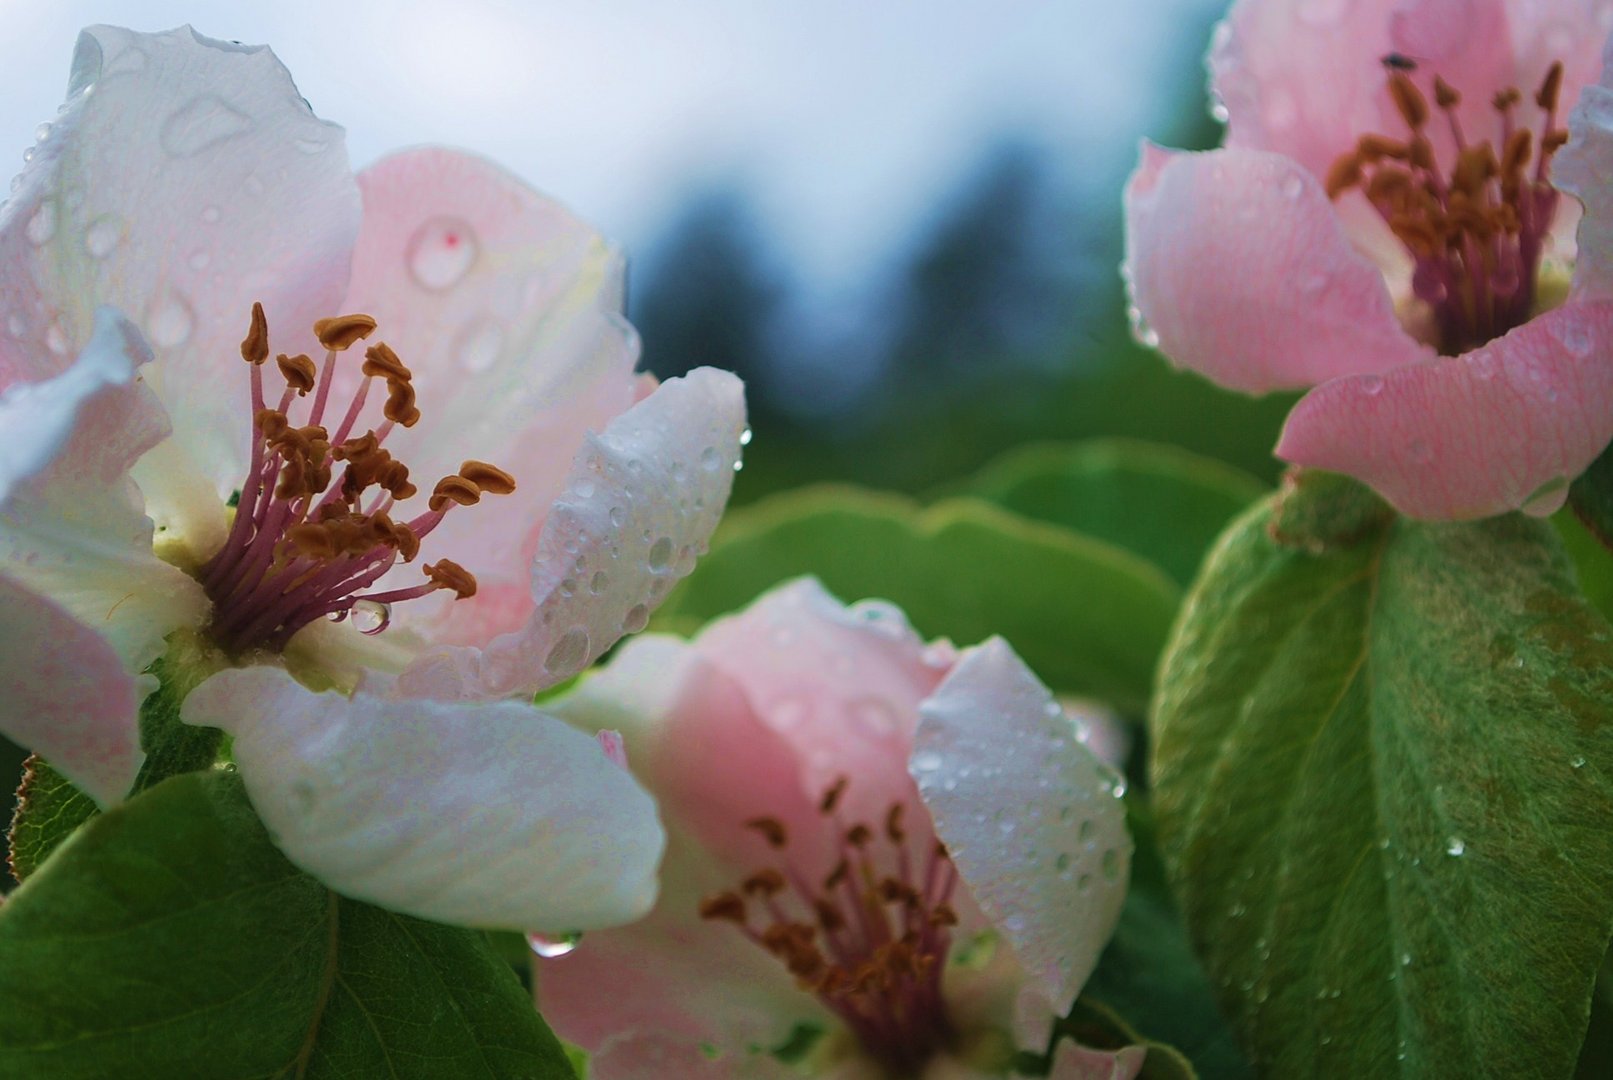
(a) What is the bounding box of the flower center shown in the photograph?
[199,303,514,655]
[1326,59,1569,354]
[700,777,959,1077]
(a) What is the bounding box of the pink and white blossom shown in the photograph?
[539,578,1142,1079]
[1124,0,1613,519]
[0,25,746,931]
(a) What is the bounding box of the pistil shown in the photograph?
[1327,61,1568,354]
[199,304,514,655]
[701,778,960,1077]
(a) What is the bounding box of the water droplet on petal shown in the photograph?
[527,930,583,958]
[85,215,119,259]
[25,202,55,245]
[545,628,591,676]
[352,600,391,635]
[1360,375,1384,396]
[739,427,753,446]
[608,506,625,528]
[33,122,50,143]
[647,536,673,572]
[590,570,608,594]
[623,603,649,633]
[407,216,479,291]
[455,317,504,373]
[160,94,255,158]
[911,749,943,773]
[145,292,194,348]
[1556,321,1594,358]
[1521,476,1570,517]
[295,136,327,155]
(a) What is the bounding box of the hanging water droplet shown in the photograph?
[527,930,583,958]
[352,600,391,635]
[160,95,255,158]
[406,215,479,291]
[622,603,649,633]
[647,536,673,571]
[732,458,744,472]
[25,202,55,246]
[1445,836,1465,856]
[739,427,753,446]
[544,627,591,676]
[145,292,194,348]
[33,122,50,143]
[1521,476,1570,517]
[326,608,349,623]
[84,215,119,259]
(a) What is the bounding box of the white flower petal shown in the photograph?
[180,665,665,931]
[1,25,360,545]
[399,367,747,700]
[0,307,208,675]
[0,576,141,807]
[913,638,1131,1021]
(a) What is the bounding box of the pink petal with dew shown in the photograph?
[0,578,141,808]
[180,665,663,931]
[1560,29,1613,301]
[0,26,360,550]
[398,366,746,701]
[694,577,956,834]
[590,1032,794,1080]
[338,149,643,645]
[914,639,1131,1028]
[540,635,829,1052]
[1276,300,1613,519]
[0,308,208,676]
[1048,1040,1148,1080]
[1124,145,1432,394]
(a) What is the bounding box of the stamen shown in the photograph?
[198,304,514,654]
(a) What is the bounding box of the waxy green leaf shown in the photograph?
[1152,495,1613,1077]
[656,487,1180,711]
[0,771,572,1079]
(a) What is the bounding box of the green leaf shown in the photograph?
[954,439,1264,586]
[1083,803,1250,1079]
[1557,507,1613,625]
[0,771,573,1079]
[5,756,97,883]
[656,487,1180,711]
[1569,437,1613,552]
[1152,494,1613,1077]
[1034,998,1197,1080]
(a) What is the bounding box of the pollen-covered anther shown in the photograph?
[385,380,421,427]
[745,817,789,849]
[313,313,378,351]
[361,342,412,382]
[820,775,849,814]
[699,892,749,924]
[428,474,481,513]
[1389,71,1429,128]
[240,301,269,365]
[277,353,317,395]
[423,559,477,599]
[742,869,788,897]
[459,460,516,494]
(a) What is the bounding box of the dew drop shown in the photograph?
[1360,375,1384,396]
[1572,754,1587,769]
[1078,819,1095,842]
[295,136,328,155]
[545,628,591,676]
[160,95,255,158]
[406,216,479,291]
[455,317,504,373]
[623,603,649,633]
[33,122,50,143]
[352,599,391,635]
[1445,836,1466,857]
[326,609,349,623]
[590,570,609,594]
[25,202,55,246]
[1557,321,1594,359]
[700,446,722,471]
[647,536,674,571]
[145,292,194,348]
[1521,476,1570,517]
[608,506,625,527]
[732,458,744,472]
[85,215,120,259]
[739,427,754,446]
[1101,848,1122,882]
[911,749,943,773]
[527,930,583,958]
[573,478,596,500]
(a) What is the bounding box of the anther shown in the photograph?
[846,824,872,848]
[1325,154,1364,198]
[742,869,788,897]
[699,892,749,923]
[385,380,421,427]
[313,313,378,351]
[1433,75,1460,109]
[1389,72,1428,128]
[885,803,906,843]
[277,353,317,395]
[1537,61,1564,112]
[428,475,481,512]
[1493,87,1522,111]
[241,302,269,365]
[361,342,412,382]
[423,559,477,599]
[820,776,849,814]
[745,817,789,849]
[459,460,517,495]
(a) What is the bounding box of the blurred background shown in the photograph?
[1,0,1301,880]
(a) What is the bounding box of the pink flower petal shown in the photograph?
[398,366,746,700]
[0,308,209,675]
[914,638,1131,1022]
[338,149,643,645]
[539,635,828,1052]
[1276,301,1613,518]
[1048,1040,1148,1080]
[0,27,360,547]
[0,577,140,807]
[1123,145,1433,393]
[180,666,664,931]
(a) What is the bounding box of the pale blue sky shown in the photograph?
[0,0,1218,285]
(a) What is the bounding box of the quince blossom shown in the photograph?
[539,579,1142,1080]
[1124,0,1613,519]
[0,26,746,931]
